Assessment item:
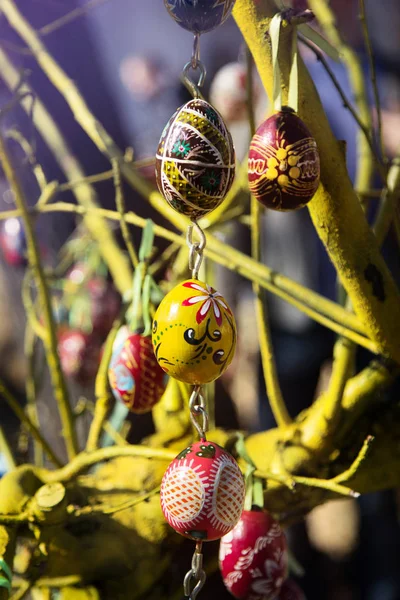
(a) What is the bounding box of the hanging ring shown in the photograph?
[189,386,208,440]
[181,60,207,99]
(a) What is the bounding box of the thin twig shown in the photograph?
[298,33,385,181]
[70,486,160,517]
[0,44,132,297]
[24,324,44,467]
[86,318,122,451]
[0,378,62,467]
[247,45,290,427]
[0,131,78,461]
[112,158,139,267]
[358,0,386,165]
[38,0,111,37]
[0,201,379,351]
[6,128,47,191]
[0,425,16,470]
[41,445,176,483]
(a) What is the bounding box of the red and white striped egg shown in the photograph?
[160,440,245,541]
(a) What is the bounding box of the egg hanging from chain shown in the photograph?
[161,440,245,541]
[108,333,167,413]
[152,279,236,385]
[156,99,235,219]
[248,107,320,211]
[163,0,236,34]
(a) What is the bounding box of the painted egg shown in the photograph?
[278,579,306,600]
[0,217,26,266]
[160,440,245,541]
[219,509,288,599]
[248,107,320,211]
[163,0,236,34]
[58,329,101,385]
[155,99,235,219]
[108,334,167,413]
[152,279,236,385]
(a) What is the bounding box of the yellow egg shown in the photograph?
[152,279,237,385]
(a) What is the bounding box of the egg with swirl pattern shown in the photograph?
[248,107,320,211]
[156,99,235,219]
[152,279,236,385]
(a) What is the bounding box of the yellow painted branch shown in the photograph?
[0,45,132,296]
[1,200,378,354]
[232,0,400,364]
[0,133,77,461]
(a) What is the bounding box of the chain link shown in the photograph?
[186,220,206,280]
[183,543,206,600]
[189,386,208,439]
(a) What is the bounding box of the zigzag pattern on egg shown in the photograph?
[155,99,236,219]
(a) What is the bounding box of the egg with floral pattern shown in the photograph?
[108,334,167,413]
[161,440,245,541]
[155,98,235,219]
[163,0,236,34]
[219,509,288,599]
[152,279,236,384]
[248,106,320,211]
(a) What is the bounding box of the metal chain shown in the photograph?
[189,386,208,440]
[183,543,206,600]
[186,220,206,280]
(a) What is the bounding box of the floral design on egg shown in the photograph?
[152,279,237,385]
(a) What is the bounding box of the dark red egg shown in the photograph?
[278,579,307,600]
[161,440,245,541]
[248,107,320,211]
[87,278,120,337]
[58,329,101,385]
[219,509,288,599]
[108,334,167,413]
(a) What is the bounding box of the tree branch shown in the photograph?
[232,0,400,364]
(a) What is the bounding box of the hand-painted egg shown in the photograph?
[155,99,235,219]
[278,579,306,600]
[248,107,320,211]
[58,329,101,385]
[163,0,236,34]
[161,440,245,541]
[219,509,288,599]
[108,334,167,413]
[152,279,236,385]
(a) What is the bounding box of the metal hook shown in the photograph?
[181,60,207,99]
[187,220,206,280]
[191,34,201,69]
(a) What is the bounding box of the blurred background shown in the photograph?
[1,0,400,598]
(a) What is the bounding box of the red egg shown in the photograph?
[108,334,167,413]
[219,509,288,599]
[87,278,121,337]
[160,440,245,541]
[58,329,101,385]
[278,579,307,600]
[248,107,320,211]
